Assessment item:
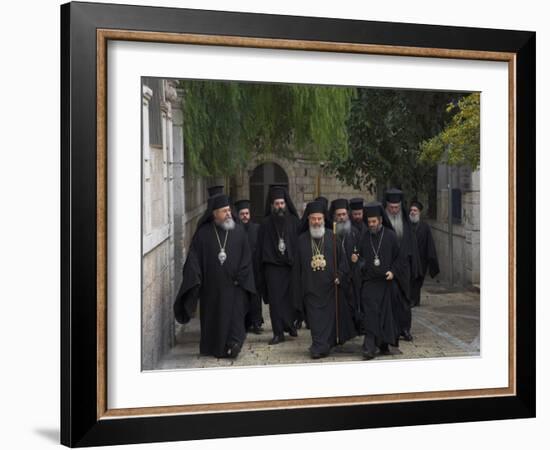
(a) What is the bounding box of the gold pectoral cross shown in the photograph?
[310,254,327,271]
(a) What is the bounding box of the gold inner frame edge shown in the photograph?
[95,29,517,420]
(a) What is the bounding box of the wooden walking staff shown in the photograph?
[333,221,340,345]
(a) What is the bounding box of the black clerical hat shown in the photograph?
[410,199,424,211]
[210,193,230,210]
[349,197,364,210]
[234,199,251,212]
[330,198,349,211]
[269,186,286,202]
[365,201,384,218]
[207,185,224,197]
[385,188,403,203]
[305,201,325,215]
[314,196,329,211]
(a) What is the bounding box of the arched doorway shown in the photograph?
[249,162,289,223]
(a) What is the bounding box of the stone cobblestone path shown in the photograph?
[154,280,480,371]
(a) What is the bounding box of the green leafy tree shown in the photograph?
[419,93,480,170]
[180,80,355,177]
[330,89,464,197]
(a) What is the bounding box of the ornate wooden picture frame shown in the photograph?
[61,1,535,446]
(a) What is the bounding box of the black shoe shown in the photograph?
[401,330,413,341]
[288,326,298,337]
[269,335,285,345]
[379,344,391,355]
[226,343,241,359]
[362,351,376,361]
[251,324,263,335]
[311,351,328,360]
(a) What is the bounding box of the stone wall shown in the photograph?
[232,155,375,217]
[141,78,386,369]
[431,166,480,287]
[142,239,172,369]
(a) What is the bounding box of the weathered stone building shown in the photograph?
[142,78,212,369]
[141,77,374,369]
[429,164,480,287]
[229,154,373,222]
[141,77,479,368]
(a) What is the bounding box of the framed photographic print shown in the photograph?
[61,1,535,447]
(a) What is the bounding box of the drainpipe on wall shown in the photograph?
[447,163,454,288]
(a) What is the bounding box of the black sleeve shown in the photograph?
[291,236,305,316]
[255,223,267,301]
[173,241,202,324]
[236,229,257,295]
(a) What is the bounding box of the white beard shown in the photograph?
[310,225,325,239]
[387,209,404,239]
[220,217,236,231]
[409,214,420,224]
[335,219,351,236]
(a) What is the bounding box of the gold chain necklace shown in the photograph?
[310,235,327,271]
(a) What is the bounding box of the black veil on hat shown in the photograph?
[409,198,424,211]
[383,187,412,225]
[234,199,251,225]
[314,196,329,212]
[263,184,299,218]
[234,199,251,212]
[298,200,325,234]
[207,185,224,197]
[384,188,403,204]
[349,197,364,211]
[329,198,349,219]
[196,193,231,228]
[314,195,333,230]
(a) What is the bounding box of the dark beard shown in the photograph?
[272,206,287,217]
[368,224,383,235]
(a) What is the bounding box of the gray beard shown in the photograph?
[335,220,351,236]
[310,225,325,239]
[409,214,420,224]
[387,210,404,239]
[220,217,236,231]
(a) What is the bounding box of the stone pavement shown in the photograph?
[154,280,480,370]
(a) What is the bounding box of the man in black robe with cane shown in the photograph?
[294,201,356,359]
[173,194,256,359]
[256,185,300,345]
[330,198,364,334]
[235,199,264,333]
[359,202,401,360]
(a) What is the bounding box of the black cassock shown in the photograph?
[390,216,421,334]
[410,221,440,306]
[337,227,364,333]
[173,222,256,358]
[243,222,264,328]
[256,214,300,337]
[359,227,401,350]
[294,229,357,355]
[352,220,369,241]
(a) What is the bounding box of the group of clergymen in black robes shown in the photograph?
[173,184,439,360]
